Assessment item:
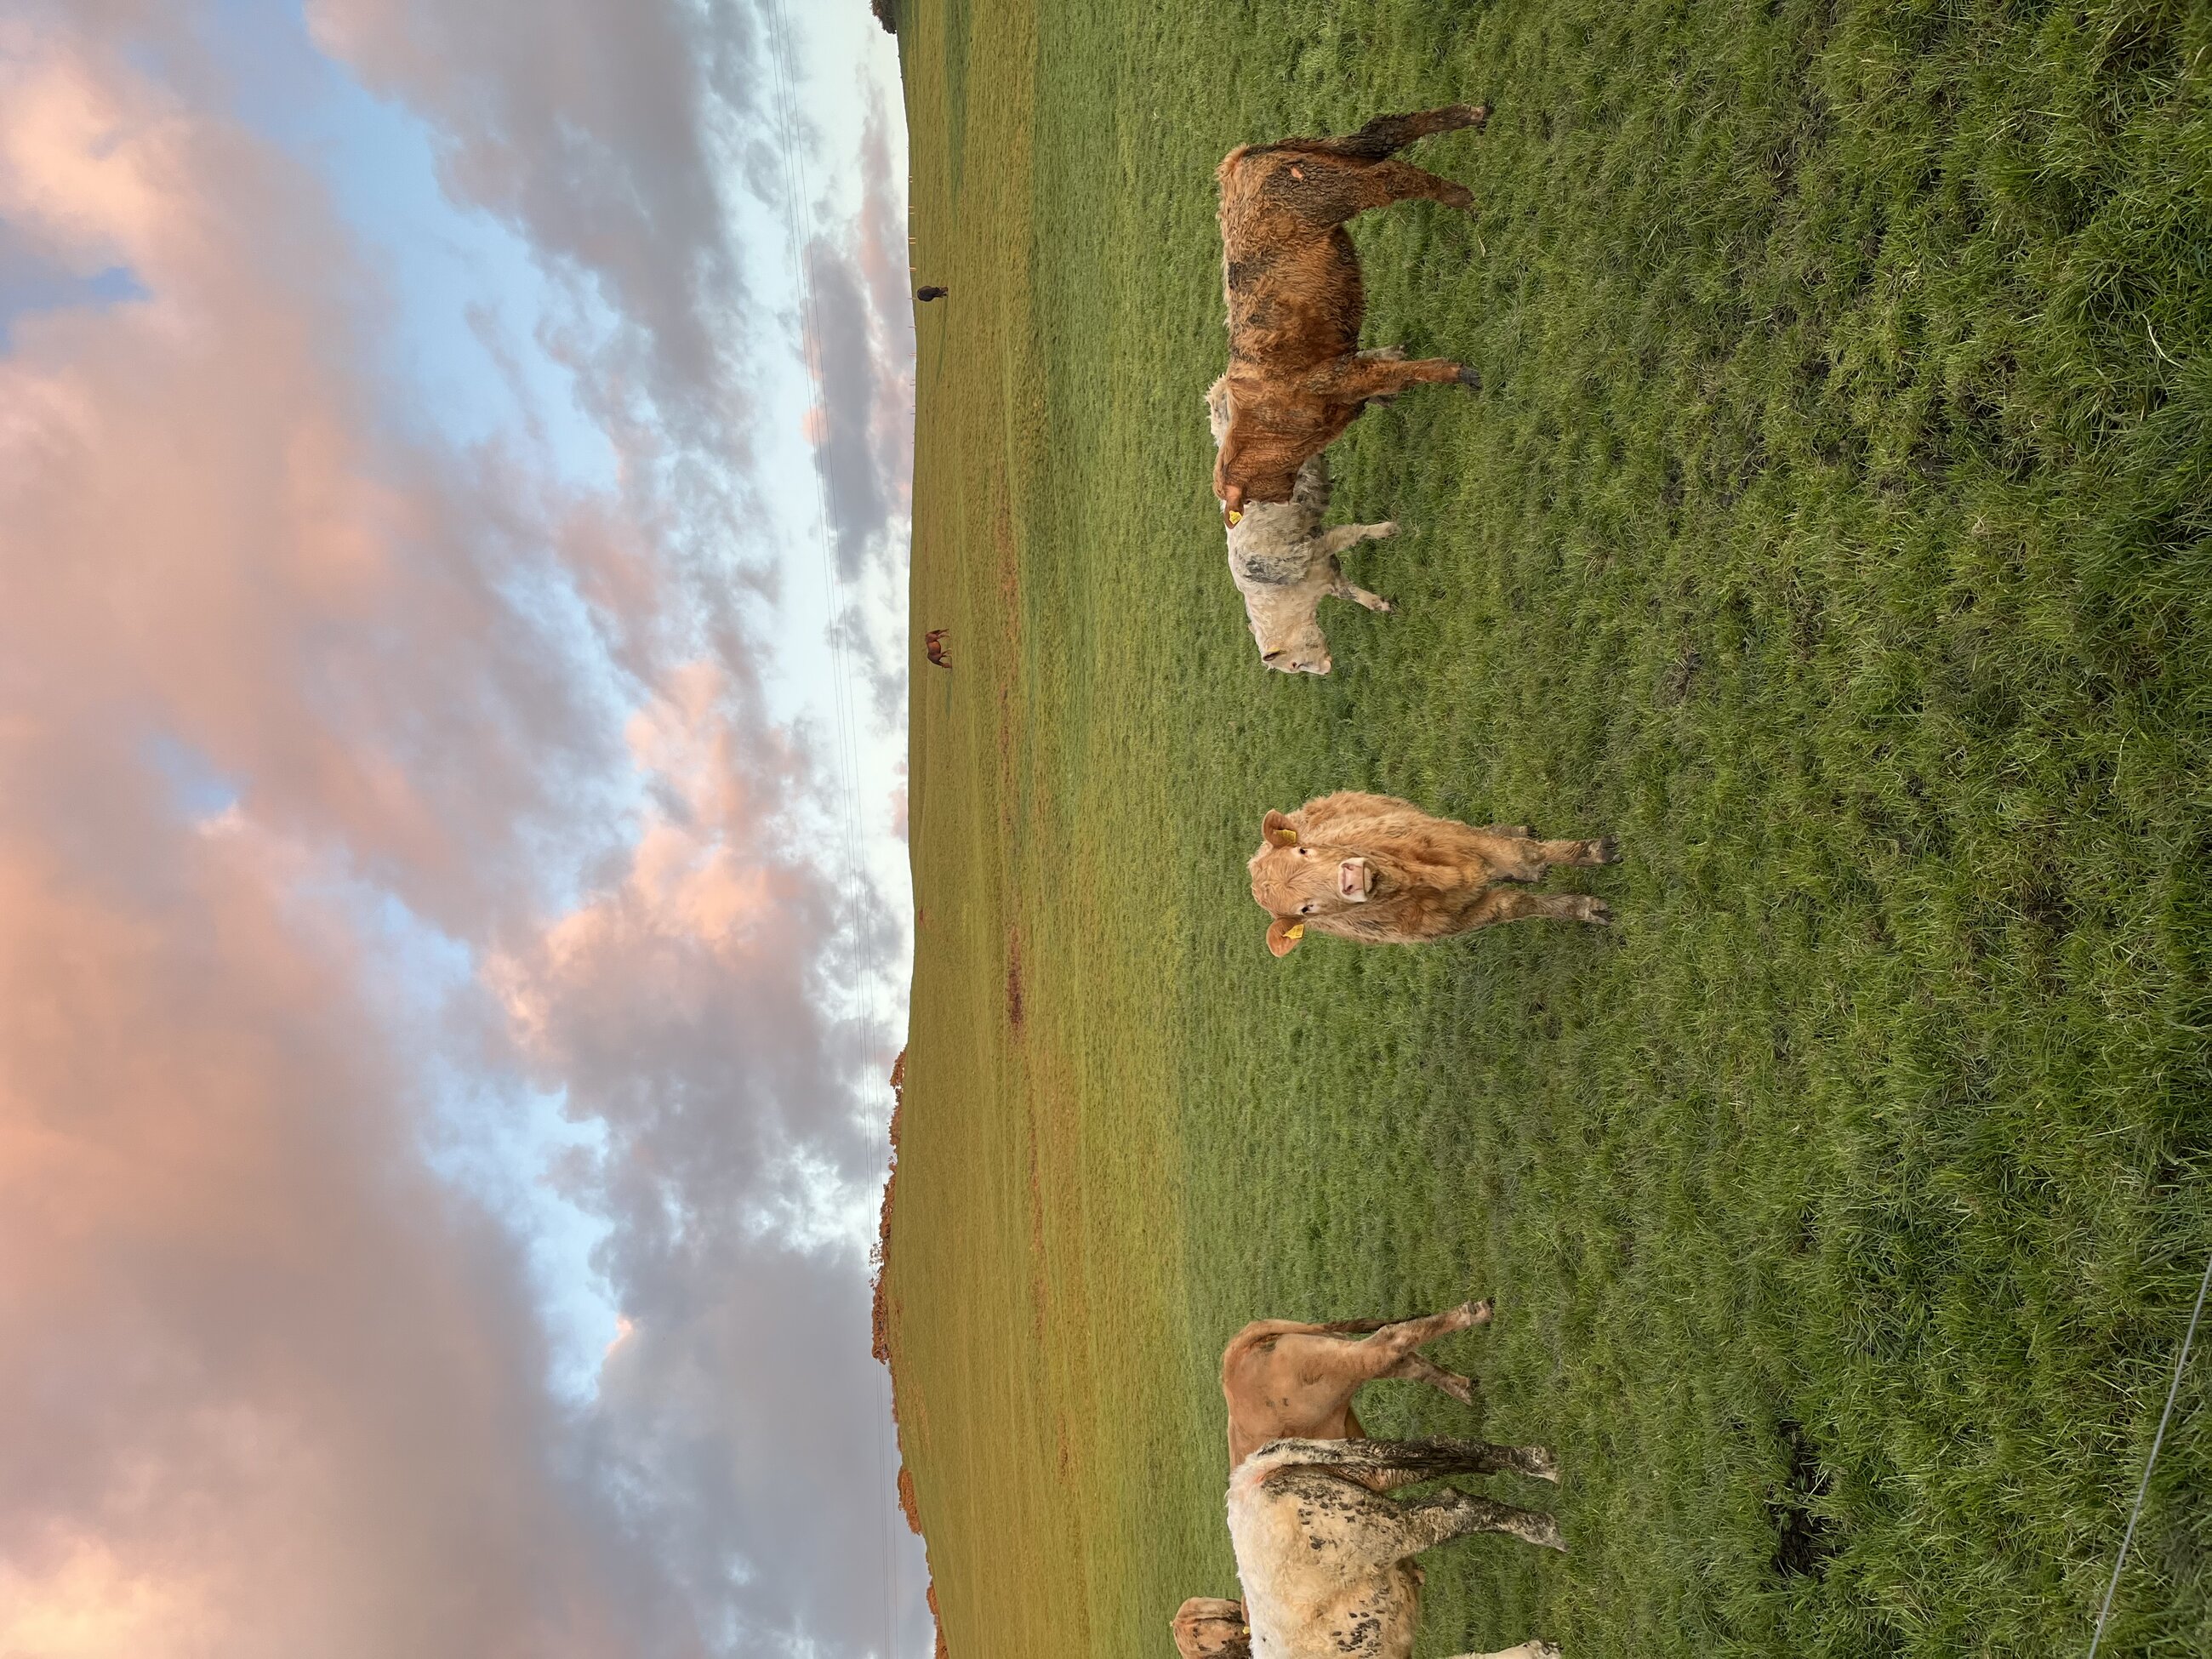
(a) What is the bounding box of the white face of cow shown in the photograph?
[1255,615,1331,676]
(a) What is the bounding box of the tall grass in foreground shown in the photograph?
[886,3,2212,1656]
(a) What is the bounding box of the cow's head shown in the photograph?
[1172,1598,1250,1659]
[1253,613,1331,676]
[1210,385,1251,527]
[1248,809,1378,955]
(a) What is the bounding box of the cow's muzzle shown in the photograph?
[1337,858,1373,901]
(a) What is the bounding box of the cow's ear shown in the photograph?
[1262,810,1298,847]
[1266,917,1305,957]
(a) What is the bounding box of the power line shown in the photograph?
[2086,1239,2212,1658]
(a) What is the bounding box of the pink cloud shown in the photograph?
[0,9,921,1656]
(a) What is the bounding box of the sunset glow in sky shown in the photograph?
[0,2,926,1655]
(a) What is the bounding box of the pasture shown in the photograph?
[880,2,2212,1656]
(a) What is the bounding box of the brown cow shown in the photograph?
[1211,105,1489,530]
[924,629,949,669]
[1249,792,1620,956]
[1222,1303,1491,1469]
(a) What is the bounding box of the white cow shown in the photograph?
[1225,1437,1564,1659]
[1207,378,1402,676]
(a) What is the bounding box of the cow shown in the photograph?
[924,629,949,669]
[916,285,948,301]
[1249,793,1620,956]
[1222,1303,1491,1472]
[1212,104,1490,531]
[1172,1596,1252,1659]
[1222,1436,1563,1659]
[1208,379,1401,676]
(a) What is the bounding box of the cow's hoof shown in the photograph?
[1444,184,1477,211]
[1592,835,1622,864]
[1456,364,1483,389]
[1438,1370,1478,1405]
[1376,521,1400,539]
[1457,1297,1494,1327]
[1527,1644,1561,1659]
[1525,1446,1561,1483]
[1465,103,1491,129]
[1528,1514,1567,1553]
[1582,898,1613,925]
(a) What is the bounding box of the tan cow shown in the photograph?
[1248,792,1620,957]
[1227,1438,1563,1659]
[1172,1596,1251,1659]
[1222,1303,1491,1469]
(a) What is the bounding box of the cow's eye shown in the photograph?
[1295,847,1308,858]
[1299,903,1314,915]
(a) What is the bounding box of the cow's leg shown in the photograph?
[1276,1303,1490,1411]
[1481,835,1619,884]
[1318,522,1399,560]
[1384,1348,1478,1406]
[1308,356,1476,406]
[1347,1487,1566,1565]
[1535,835,1621,869]
[1284,104,1490,162]
[1354,345,1407,407]
[1350,1300,1491,1359]
[1330,569,1394,614]
[1321,542,1396,615]
[1461,890,1611,930]
[1245,1434,1553,1483]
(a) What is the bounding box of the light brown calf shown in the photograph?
[1221,1303,1491,1468]
[1248,791,1621,957]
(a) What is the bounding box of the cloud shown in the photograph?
[0,9,924,1658]
[801,97,915,724]
[307,0,761,459]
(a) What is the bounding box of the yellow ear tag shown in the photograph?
[1268,827,1298,847]
[1227,510,1242,526]
[1285,923,1304,941]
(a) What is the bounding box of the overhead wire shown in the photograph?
[2085,1239,2212,1658]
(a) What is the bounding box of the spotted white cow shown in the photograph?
[1225,1437,1564,1659]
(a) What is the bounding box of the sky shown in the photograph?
[0,2,928,1656]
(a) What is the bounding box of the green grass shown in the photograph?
[881,3,2212,1657]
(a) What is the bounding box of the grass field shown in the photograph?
[877,3,2212,1656]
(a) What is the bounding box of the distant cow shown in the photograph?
[1249,793,1620,956]
[916,285,949,301]
[1212,105,1489,529]
[1223,1303,1490,1472]
[1208,379,1400,676]
[1224,1437,1563,1659]
[924,629,949,669]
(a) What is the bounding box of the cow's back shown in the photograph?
[1218,151,1364,373]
